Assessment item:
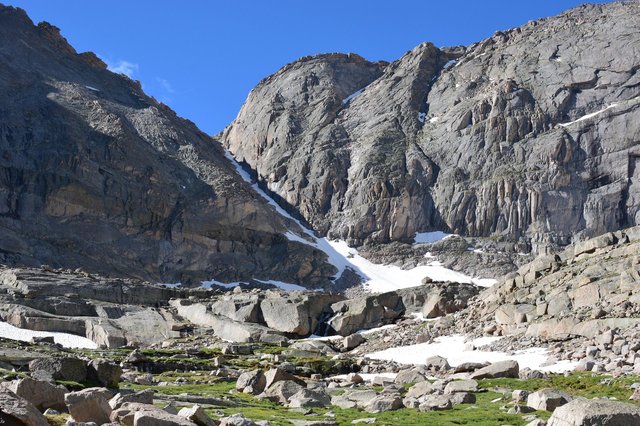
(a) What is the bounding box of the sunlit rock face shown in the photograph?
[223,2,640,252]
[0,5,336,286]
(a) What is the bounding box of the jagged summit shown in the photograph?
[222,1,640,253]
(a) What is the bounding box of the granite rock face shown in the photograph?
[0,5,335,287]
[222,2,640,252]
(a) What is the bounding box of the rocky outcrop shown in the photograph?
[452,226,640,341]
[222,2,640,252]
[548,398,640,425]
[0,267,189,347]
[0,387,49,426]
[0,5,335,286]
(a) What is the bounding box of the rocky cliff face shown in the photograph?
[0,5,336,286]
[222,2,640,252]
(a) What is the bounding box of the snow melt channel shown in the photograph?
[222,149,496,293]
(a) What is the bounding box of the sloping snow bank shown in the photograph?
[366,335,577,373]
[222,149,496,292]
[325,240,497,293]
[0,321,97,349]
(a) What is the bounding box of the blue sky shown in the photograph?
[9,0,613,135]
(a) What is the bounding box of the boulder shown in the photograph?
[264,368,305,389]
[444,379,478,394]
[210,298,261,323]
[343,333,365,351]
[64,387,112,424]
[263,380,305,404]
[109,389,155,410]
[548,398,640,425]
[448,392,476,405]
[177,404,217,426]
[236,370,266,395]
[425,355,450,371]
[394,367,428,385]
[405,381,434,399]
[288,388,331,408]
[418,395,453,411]
[88,358,122,388]
[331,389,377,409]
[0,387,49,426]
[328,297,389,336]
[1,377,67,412]
[364,394,403,413]
[260,298,311,336]
[29,356,87,382]
[527,388,572,412]
[220,413,256,426]
[133,408,198,426]
[454,362,488,373]
[469,360,519,379]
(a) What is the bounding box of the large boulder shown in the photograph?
[109,389,155,410]
[527,388,572,412]
[364,394,403,413]
[133,408,197,426]
[548,398,640,425]
[177,404,217,426]
[0,387,49,426]
[264,368,305,389]
[288,388,331,408]
[88,358,123,388]
[328,297,390,336]
[444,379,478,394]
[1,377,67,412]
[469,360,519,379]
[29,356,87,382]
[210,297,261,323]
[235,370,266,395]
[260,298,312,336]
[263,380,306,404]
[64,387,112,424]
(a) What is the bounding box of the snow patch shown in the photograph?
[559,103,618,127]
[443,60,457,69]
[0,321,97,349]
[428,116,440,123]
[85,85,99,92]
[366,335,577,373]
[342,89,364,106]
[414,231,452,244]
[418,112,426,123]
[327,240,495,293]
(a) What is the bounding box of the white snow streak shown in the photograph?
[0,321,97,349]
[559,103,618,127]
[342,89,364,106]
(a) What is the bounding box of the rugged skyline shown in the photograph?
[6,0,617,134]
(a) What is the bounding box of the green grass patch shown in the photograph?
[479,372,639,401]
